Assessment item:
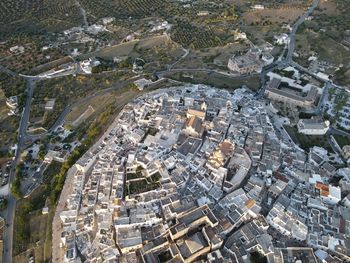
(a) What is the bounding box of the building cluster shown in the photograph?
[56,85,349,263]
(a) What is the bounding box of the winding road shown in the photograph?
[75,0,89,28]
[1,0,338,262]
[257,0,320,98]
[286,0,320,62]
[2,77,35,263]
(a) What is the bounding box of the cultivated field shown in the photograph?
[171,21,222,49]
[80,0,171,21]
[295,0,350,85]
[242,7,305,26]
[0,38,68,74]
[91,40,139,60]
[0,0,82,39]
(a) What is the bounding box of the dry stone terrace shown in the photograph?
[54,84,350,263]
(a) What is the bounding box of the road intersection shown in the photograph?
[2,1,350,262]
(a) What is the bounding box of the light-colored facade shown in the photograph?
[228,49,263,74]
[265,78,318,108]
[297,119,330,135]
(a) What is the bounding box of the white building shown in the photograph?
[262,52,274,66]
[80,58,100,74]
[6,96,18,109]
[252,4,265,10]
[297,119,330,135]
[45,99,56,111]
[234,31,247,41]
[9,45,25,54]
[102,17,115,25]
[275,33,290,45]
[134,78,153,91]
[315,183,341,205]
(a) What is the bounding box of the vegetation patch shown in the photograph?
[284,125,333,152]
[0,0,82,40]
[127,171,161,196]
[171,20,222,49]
[333,134,350,148]
[127,178,160,195]
[30,71,134,130]
[166,71,261,91]
[13,186,50,257]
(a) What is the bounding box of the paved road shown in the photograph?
[156,67,259,81]
[75,0,88,28]
[1,67,90,261]
[24,74,140,143]
[0,65,18,77]
[286,0,320,62]
[2,77,35,263]
[329,127,350,138]
[290,61,329,82]
[0,1,325,261]
[19,79,35,140]
[168,47,189,70]
[257,0,320,99]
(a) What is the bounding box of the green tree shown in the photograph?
[11,176,22,199]
[250,251,267,263]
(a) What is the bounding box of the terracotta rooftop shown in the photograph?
[315,182,329,197]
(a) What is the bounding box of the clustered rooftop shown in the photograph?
[57,85,350,263]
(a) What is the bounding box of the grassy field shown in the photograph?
[70,106,95,128]
[0,76,23,152]
[242,5,306,25]
[165,71,261,91]
[65,86,142,129]
[78,0,238,49]
[240,2,308,44]
[0,0,312,76]
[13,161,63,262]
[0,73,26,99]
[89,40,139,60]
[295,0,350,85]
[295,30,350,81]
[174,42,249,70]
[31,56,74,75]
[13,185,53,262]
[80,0,172,20]
[333,134,350,148]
